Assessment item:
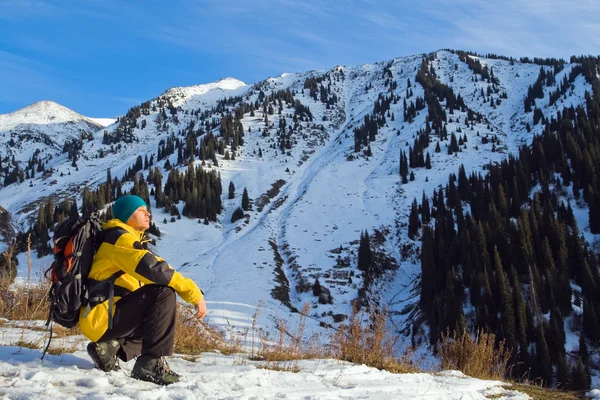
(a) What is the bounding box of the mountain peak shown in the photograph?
[161,77,250,108]
[216,77,247,89]
[0,100,100,130]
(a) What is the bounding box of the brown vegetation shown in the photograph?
[330,307,418,374]
[439,329,511,381]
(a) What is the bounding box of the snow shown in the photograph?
[0,326,529,399]
[588,389,600,399]
[162,77,249,109]
[89,118,117,127]
[0,101,100,129]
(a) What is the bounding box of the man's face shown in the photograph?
[126,206,151,232]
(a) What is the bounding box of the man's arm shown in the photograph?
[108,232,204,306]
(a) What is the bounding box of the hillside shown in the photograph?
[1,50,599,389]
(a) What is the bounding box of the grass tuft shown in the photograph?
[329,306,418,374]
[439,329,511,381]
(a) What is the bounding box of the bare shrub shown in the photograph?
[0,242,50,321]
[439,329,511,381]
[329,307,418,374]
[174,304,243,355]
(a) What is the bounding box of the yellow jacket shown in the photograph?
[79,219,203,342]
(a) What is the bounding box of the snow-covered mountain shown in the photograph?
[0,100,103,168]
[1,50,596,363]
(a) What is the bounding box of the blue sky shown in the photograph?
[1,0,599,117]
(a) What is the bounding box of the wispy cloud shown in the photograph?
[419,0,600,58]
[110,96,144,105]
[3,35,78,58]
[0,0,56,20]
[0,50,64,105]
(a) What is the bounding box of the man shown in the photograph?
[80,194,207,385]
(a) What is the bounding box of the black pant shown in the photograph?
[99,284,176,361]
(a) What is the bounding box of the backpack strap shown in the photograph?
[40,320,54,361]
[87,270,127,329]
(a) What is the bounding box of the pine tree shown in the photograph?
[421,191,431,224]
[535,323,553,386]
[408,199,421,239]
[242,187,250,211]
[570,358,591,390]
[312,278,322,296]
[549,308,566,363]
[555,352,570,389]
[231,207,244,223]
[420,226,436,311]
[228,181,235,200]
[583,297,600,342]
[493,246,516,352]
[357,230,372,272]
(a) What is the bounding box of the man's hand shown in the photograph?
[195,299,207,319]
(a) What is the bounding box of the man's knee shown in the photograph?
[143,284,175,305]
[154,285,175,299]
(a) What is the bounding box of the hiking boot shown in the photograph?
[131,355,180,385]
[87,340,120,372]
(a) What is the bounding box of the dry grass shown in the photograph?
[255,362,301,373]
[249,303,326,374]
[174,303,244,356]
[13,338,41,350]
[510,383,586,400]
[254,304,323,361]
[329,307,419,374]
[439,329,511,381]
[0,270,50,321]
[0,241,50,322]
[43,336,85,356]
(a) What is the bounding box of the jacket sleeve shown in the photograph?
[109,230,204,305]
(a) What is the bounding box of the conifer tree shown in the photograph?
[548,307,566,363]
[493,246,516,352]
[583,297,600,342]
[231,207,244,223]
[420,226,436,311]
[570,358,591,390]
[556,352,570,389]
[242,187,250,211]
[535,323,553,387]
[408,199,421,239]
[357,230,372,272]
[421,191,431,224]
[228,181,235,199]
[312,278,322,296]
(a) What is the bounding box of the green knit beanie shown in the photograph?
[113,195,147,224]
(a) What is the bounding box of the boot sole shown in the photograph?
[87,342,119,372]
[131,370,179,385]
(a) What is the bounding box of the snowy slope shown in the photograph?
[1,51,597,373]
[162,77,249,109]
[0,319,531,399]
[89,118,116,127]
[0,344,529,399]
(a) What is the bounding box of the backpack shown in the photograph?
[42,211,124,359]
[44,211,104,330]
